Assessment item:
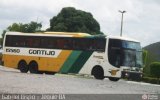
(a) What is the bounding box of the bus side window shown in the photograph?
[20,38,26,47]
[33,37,40,48]
[41,38,48,48]
[63,38,73,50]
[74,38,83,50]
[72,38,91,51]
[72,38,79,50]
[14,36,20,47]
[93,39,106,52]
[79,38,87,50]
[86,38,93,51]
[26,38,34,47]
[57,38,65,49]
[48,38,57,48]
[92,40,97,51]
[5,35,12,46]
[86,39,93,51]
[6,35,26,47]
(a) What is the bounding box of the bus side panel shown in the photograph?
[68,51,93,73]
[59,50,94,74]
[2,54,39,69]
[3,54,17,69]
[3,50,72,73]
[60,51,82,73]
[79,52,106,75]
[39,50,72,72]
[79,51,121,78]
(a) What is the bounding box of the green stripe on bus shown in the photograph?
[60,51,82,73]
[68,51,93,73]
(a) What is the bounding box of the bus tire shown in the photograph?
[18,60,29,73]
[45,71,56,75]
[108,77,120,81]
[29,61,38,74]
[91,66,104,80]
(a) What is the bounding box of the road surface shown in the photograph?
[0,66,159,100]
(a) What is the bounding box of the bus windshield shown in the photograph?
[108,39,143,68]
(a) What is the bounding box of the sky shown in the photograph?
[0,0,160,47]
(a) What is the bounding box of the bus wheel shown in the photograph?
[91,66,104,80]
[38,71,44,74]
[45,72,56,75]
[108,77,120,81]
[29,61,38,74]
[18,60,29,73]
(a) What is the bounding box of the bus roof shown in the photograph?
[44,32,91,36]
[5,32,139,42]
[5,31,91,37]
[107,36,140,42]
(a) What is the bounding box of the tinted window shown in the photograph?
[5,35,106,52]
[122,41,141,51]
[5,35,40,48]
[108,39,142,68]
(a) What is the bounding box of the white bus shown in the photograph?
[2,32,143,81]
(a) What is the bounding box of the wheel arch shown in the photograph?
[91,65,104,76]
[29,60,38,68]
[18,59,27,69]
[29,60,39,73]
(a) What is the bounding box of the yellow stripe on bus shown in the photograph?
[42,50,72,72]
[3,50,72,72]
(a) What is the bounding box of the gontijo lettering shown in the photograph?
[29,49,55,56]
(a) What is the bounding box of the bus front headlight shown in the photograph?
[125,73,129,77]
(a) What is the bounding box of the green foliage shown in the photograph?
[2,30,6,39]
[0,38,2,46]
[143,42,160,76]
[142,77,160,84]
[150,62,160,78]
[1,21,42,46]
[7,21,42,33]
[48,7,103,35]
[142,50,148,66]
[0,30,7,46]
[143,50,158,76]
[142,50,148,76]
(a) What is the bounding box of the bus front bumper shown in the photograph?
[121,71,143,80]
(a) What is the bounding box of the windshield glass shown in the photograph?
[108,39,143,68]
[122,49,136,67]
[122,41,141,51]
[136,51,143,67]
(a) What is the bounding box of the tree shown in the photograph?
[1,21,42,45]
[0,30,7,46]
[7,21,42,33]
[143,50,158,76]
[150,62,160,83]
[26,21,42,33]
[142,50,148,75]
[142,50,148,65]
[48,7,103,35]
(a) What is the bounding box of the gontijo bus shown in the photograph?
[2,32,143,81]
